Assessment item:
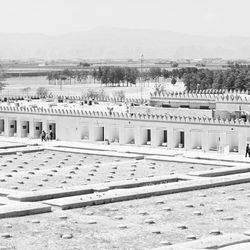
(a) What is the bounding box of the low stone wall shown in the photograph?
[130,106,213,118]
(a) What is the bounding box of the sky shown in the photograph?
[1,0,250,37]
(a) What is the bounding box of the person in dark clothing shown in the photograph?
[41,130,46,142]
[49,130,53,140]
[245,144,250,157]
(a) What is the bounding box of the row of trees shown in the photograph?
[92,67,139,86]
[46,66,190,87]
[144,67,199,84]
[32,66,250,97]
[93,66,199,85]
[182,66,250,91]
[147,65,250,91]
[47,67,140,86]
[0,65,6,92]
[4,64,250,95]
[47,70,89,85]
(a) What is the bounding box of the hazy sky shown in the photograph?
[1,0,250,36]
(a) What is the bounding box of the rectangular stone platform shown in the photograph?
[153,233,250,250]
[8,175,181,202]
[46,141,181,157]
[0,202,51,218]
[145,155,234,167]
[189,165,250,177]
[107,175,180,189]
[184,151,250,164]
[8,185,104,202]
[45,146,144,159]
[116,147,181,157]
[0,142,27,149]
[0,188,23,197]
[0,146,44,155]
[43,173,250,210]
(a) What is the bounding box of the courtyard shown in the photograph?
[0,137,249,249]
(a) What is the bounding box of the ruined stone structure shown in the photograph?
[1,90,250,155]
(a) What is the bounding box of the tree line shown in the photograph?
[47,69,89,85]
[182,66,250,91]
[0,65,6,92]
[44,65,250,92]
[46,66,184,86]
[47,67,140,86]
[145,65,250,92]
[92,67,139,86]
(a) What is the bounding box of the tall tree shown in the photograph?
[171,78,177,85]
[234,71,246,90]
[149,67,161,82]
[212,72,224,89]
[0,65,6,92]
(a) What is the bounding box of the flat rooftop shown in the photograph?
[0,99,128,113]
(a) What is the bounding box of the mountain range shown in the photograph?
[1,27,250,59]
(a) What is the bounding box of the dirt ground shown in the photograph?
[0,182,249,250]
[0,145,249,250]
[2,76,185,98]
[0,150,221,191]
[0,150,127,191]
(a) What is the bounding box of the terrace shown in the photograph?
[0,137,249,249]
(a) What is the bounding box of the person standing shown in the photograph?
[245,144,250,157]
[41,130,46,142]
[49,130,53,140]
[46,132,50,141]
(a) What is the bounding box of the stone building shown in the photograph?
[0,90,250,155]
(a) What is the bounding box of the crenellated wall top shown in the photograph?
[1,89,249,104]
[0,95,148,104]
[216,94,250,103]
[150,92,219,101]
[150,90,250,103]
[151,88,249,97]
[0,105,249,126]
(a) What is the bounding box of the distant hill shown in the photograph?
[1,27,250,59]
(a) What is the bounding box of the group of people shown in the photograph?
[41,130,53,142]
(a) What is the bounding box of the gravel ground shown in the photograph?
[3,76,185,99]
[0,146,248,250]
[0,150,221,191]
[0,183,249,250]
[0,150,128,191]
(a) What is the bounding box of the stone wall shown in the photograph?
[130,106,213,118]
[0,105,250,154]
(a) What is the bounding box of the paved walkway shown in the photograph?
[183,151,250,163]
[1,136,250,164]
